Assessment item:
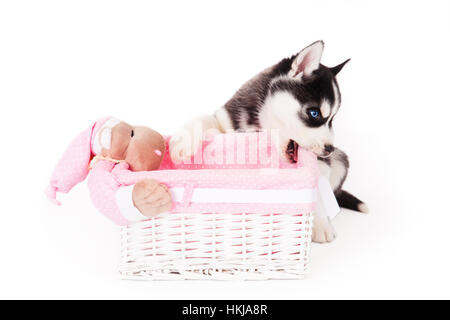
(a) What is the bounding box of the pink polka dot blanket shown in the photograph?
[86,131,319,225]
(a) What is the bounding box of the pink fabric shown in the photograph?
[86,132,319,226]
[88,161,129,226]
[45,117,110,205]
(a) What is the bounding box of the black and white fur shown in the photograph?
[170,41,367,243]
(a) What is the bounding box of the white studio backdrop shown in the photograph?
[0,0,449,299]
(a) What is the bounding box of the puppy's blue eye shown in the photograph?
[308,108,320,119]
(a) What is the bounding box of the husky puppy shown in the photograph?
[170,41,367,243]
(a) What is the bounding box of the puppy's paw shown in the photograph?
[312,216,336,243]
[169,131,202,163]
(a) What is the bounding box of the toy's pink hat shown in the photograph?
[45,117,120,205]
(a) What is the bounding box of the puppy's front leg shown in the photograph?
[311,160,337,243]
[169,115,223,163]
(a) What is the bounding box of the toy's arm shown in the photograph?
[88,160,132,225]
[112,162,172,219]
[116,180,172,221]
[89,161,172,225]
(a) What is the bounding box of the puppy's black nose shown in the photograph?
[324,144,335,154]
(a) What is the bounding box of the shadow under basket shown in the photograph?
[118,132,318,280]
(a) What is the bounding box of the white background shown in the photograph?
[0,0,449,299]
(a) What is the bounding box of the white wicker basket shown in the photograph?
[118,133,318,280]
[119,211,313,280]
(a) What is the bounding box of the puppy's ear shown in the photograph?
[330,58,350,76]
[289,40,324,79]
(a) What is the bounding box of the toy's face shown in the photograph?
[102,122,165,171]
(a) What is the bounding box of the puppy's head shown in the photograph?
[266,41,349,159]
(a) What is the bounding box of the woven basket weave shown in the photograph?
[120,211,313,280]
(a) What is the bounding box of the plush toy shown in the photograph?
[45,117,172,225]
